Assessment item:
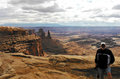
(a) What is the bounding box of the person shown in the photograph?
[95,42,115,79]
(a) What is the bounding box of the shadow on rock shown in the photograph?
[72,66,120,79]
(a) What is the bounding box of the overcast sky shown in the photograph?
[0,0,120,26]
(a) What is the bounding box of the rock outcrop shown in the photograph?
[28,29,35,35]
[25,39,44,56]
[0,26,45,56]
[42,39,67,54]
[47,30,51,39]
[0,52,95,79]
[38,29,45,39]
[37,28,51,39]
[37,28,67,54]
[0,26,28,35]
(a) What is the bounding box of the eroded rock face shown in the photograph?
[38,29,45,39]
[0,35,44,56]
[0,52,16,78]
[0,26,28,36]
[28,29,35,35]
[47,30,51,39]
[0,27,45,56]
[25,39,44,56]
[0,52,94,79]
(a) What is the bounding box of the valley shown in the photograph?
[25,27,120,56]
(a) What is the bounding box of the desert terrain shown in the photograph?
[0,52,120,79]
[0,26,120,79]
[28,27,120,56]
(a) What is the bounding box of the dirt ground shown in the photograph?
[0,53,119,79]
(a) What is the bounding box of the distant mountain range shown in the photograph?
[1,23,120,27]
[1,23,62,27]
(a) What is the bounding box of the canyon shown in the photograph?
[0,26,120,79]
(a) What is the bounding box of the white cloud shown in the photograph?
[22,3,65,13]
[0,0,10,8]
[0,0,120,26]
[9,0,55,5]
[112,4,120,10]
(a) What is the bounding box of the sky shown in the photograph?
[0,0,120,26]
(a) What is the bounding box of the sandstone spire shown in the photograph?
[47,30,51,39]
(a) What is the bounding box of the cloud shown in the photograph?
[66,7,73,9]
[0,0,120,26]
[9,0,55,5]
[1,0,65,23]
[83,8,102,12]
[0,7,38,23]
[112,4,120,10]
[9,0,65,13]
[109,14,120,18]
[82,8,102,15]
[0,7,15,19]
[97,14,120,18]
[22,3,65,13]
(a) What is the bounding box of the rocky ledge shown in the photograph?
[0,26,45,56]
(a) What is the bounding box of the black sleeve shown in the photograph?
[95,50,98,64]
[109,50,115,64]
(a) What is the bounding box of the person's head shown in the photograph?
[101,42,106,50]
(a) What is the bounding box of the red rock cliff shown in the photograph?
[0,26,45,56]
[25,39,44,56]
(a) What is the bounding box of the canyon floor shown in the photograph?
[0,52,120,79]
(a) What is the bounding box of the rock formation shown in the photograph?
[28,29,35,35]
[42,39,67,54]
[0,26,45,56]
[36,28,66,54]
[37,29,52,39]
[38,28,45,39]
[0,26,28,36]
[0,52,105,79]
[47,30,51,39]
[25,39,44,56]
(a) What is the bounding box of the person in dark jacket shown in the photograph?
[95,42,115,79]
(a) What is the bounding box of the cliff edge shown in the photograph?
[0,26,45,56]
